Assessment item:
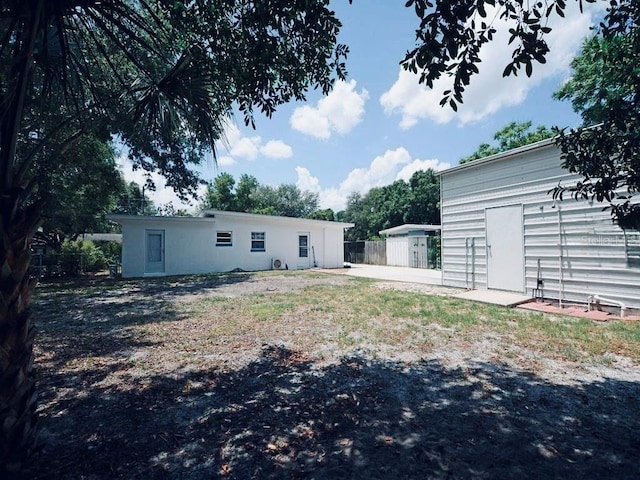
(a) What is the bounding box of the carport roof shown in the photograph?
[379,224,441,236]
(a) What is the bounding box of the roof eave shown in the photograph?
[439,136,557,176]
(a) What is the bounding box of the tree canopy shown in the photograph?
[37,134,122,245]
[112,180,158,217]
[200,173,320,219]
[554,34,636,126]
[403,0,639,229]
[460,121,554,164]
[1,0,349,472]
[552,21,639,229]
[342,169,440,241]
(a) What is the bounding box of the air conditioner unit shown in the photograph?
[272,258,285,270]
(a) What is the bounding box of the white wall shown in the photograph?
[120,218,218,277]
[386,237,408,267]
[440,142,640,307]
[117,214,347,277]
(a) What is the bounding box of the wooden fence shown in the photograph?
[344,241,386,265]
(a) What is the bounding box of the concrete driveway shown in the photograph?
[331,264,443,285]
[320,265,533,307]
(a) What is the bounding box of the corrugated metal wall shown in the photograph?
[440,142,640,307]
[386,237,408,266]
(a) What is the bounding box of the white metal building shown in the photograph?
[108,210,353,278]
[439,138,640,309]
[379,224,441,269]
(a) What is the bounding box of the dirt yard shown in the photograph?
[23,271,640,479]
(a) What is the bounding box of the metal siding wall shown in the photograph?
[442,144,640,307]
[386,237,408,266]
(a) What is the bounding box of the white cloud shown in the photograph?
[290,79,369,139]
[295,147,451,211]
[219,120,293,162]
[229,136,261,161]
[339,148,412,194]
[295,166,322,195]
[396,159,451,182]
[117,155,203,213]
[217,155,236,167]
[223,122,242,146]
[261,140,293,159]
[290,107,332,139]
[380,5,594,127]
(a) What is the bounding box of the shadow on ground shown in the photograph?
[33,272,261,361]
[36,271,259,300]
[24,346,640,480]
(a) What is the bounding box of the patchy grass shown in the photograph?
[27,271,640,480]
[171,278,640,365]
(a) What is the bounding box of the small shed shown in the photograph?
[439,138,640,310]
[107,210,353,278]
[379,224,441,269]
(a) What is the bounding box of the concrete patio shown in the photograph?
[317,264,636,319]
[321,264,443,285]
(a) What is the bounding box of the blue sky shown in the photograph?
[119,1,598,213]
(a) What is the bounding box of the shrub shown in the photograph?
[60,240,108,275]
[93,240,122,264]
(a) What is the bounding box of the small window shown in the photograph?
[251,232,265,252]
[298,234,309,258]
[216,231,232,247]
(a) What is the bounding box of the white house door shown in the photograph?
[145,230,165,274]
[485,205,524,292]
[297,233,310,268]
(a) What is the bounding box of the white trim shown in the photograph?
[380,224,441,236]
[439,137,556,176]
[202,210,354,228]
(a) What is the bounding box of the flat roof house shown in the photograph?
[108,210,353,278]
[439,138,640,311]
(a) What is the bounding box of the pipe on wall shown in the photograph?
[557,204,564,308]
[588,295,640,319]
[471,237,475,289]
[465,237,475,290]
[465,237,469,288]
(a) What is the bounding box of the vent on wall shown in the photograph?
[272,258,285,270]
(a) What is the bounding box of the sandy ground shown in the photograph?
[21,272,640,479]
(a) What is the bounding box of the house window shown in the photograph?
[216,231,232,247]
[298,234,309,258]
[251,232,266,252]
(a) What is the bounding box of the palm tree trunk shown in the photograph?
[0,192,42,475]
[0,3,44,473]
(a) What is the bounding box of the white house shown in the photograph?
[439,138,640,311]
[107,210,353,278]
[379,224,441,269]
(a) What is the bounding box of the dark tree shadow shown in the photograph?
[36,271,260,300]
[23,346,640,480]
[33,272,263,361]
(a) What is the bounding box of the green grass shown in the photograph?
[39,271,639,365]
[190,276,640,364]
[246,295,296,321]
